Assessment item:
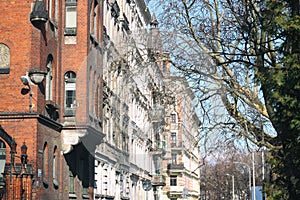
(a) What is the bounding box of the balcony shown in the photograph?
[167,163,184,172]
[151,174,166,186]
[170,142,183,149]
[151,140,166,156]
[150,105,165,123]
[167,186,184,198]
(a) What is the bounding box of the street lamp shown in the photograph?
[233,162,251,200]
[21,142,28,165]
[226,174,235,200]
[20,69,46,112]
[30,0,48,28]
[28,69,47,85]
[10,139,17,182]
[142,179,152,200]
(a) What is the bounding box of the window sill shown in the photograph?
[69,193,77,199]
[64,27,77,36]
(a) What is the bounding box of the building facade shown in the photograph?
[0,0,200,200]
[161,77,201,200]
[95,0,162,199]
[0,0,104,199]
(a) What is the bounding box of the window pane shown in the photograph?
[0,141,6,181]
[46,59,53,101]
[65,82,76,90]
[69,170,75,193]
[66,90,76,108]
[66,6,77,28]
[170,175,177,186]
[171,153,177,164]
[171,114,176,123]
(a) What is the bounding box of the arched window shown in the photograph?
[0,140,6,182]
[43,142,49,188]
[53,146,59,189]
[45,56,53,101]
[64,71,76,116]
[0,43,10,74]
[90,0,99,39]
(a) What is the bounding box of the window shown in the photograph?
[45,56,53,101]
[0,140,6,182]
[122,132,126,151]
[0,43,10,74]
[64,71,76,116]
[162,140,166,149]
[170,175,177,186]
[152,92,157,105]
[171,153,177,164]
[155,132,160,148]
[79,159,89,196]
[68,170,75,194]
[53,146,59,188]
[171,113,176,123]
[43,143,49,187]
[90,0,99,39]
[170,132,177,147]
[65,0,77,35]
[95,83,99,117]
[162,135,167,149]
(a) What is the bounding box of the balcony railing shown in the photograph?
[151,174,166,186]
[167,163,184,171]
[170,142,183,148]
[167,186,185,198]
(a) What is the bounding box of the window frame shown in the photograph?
[171,113,176,123]
[0,140,6,181]
[45,56,53,101]
[53,146,59,189]
[171,153,177,164]
[64,71,76,116]
[170,132,177,147]
[170,175,177,186]
[65,0,77,36]
[43,143,49,187]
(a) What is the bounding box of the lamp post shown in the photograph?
[21,142,28,165]
[142,179,152,200]
[252,152,256,200]
[233,162,251,200]
[226,174,235,200]
[10,139,17,182]
[4,140,32,200]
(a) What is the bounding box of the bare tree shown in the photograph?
[148,0,300,198]
[200,146,253,200]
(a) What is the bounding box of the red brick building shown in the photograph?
[0,0,104,199]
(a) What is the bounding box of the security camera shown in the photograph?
[20,76,29,86]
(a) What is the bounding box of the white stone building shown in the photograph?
[93,0,201,199]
